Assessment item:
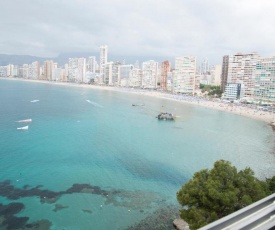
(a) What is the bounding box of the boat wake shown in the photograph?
[17,125,29,130]
[86,100,103,108]
[16,119,32,123]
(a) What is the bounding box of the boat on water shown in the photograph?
[132,103,145,106]
[17,125,29,130]
[16,119,32,123]
[30,100,39,103]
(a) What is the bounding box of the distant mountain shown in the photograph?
[0,54,51,66]
[0,53,175,68]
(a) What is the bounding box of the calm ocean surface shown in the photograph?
[0,79,274,229]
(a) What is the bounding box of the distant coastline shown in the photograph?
[1,77,274,124]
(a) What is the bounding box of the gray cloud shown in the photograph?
[1,0,275,64]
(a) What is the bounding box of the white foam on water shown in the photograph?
[86,100,103,108]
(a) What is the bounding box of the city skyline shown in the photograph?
[1,0,275,64]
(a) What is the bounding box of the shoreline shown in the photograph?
[1,77,275,124]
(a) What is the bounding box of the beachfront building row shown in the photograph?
[0,58,200,95]
[98,57,200,95]
[222,52,275,101]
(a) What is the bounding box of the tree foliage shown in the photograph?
[177,160,271,229]
[200,84,222,97]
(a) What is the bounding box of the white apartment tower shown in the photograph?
[129,68,142,88]
[68,58,86,82]
[142,60,158,89]
[221,52,260,97]
[200,58,209,74]
[87,56,97,73]
[29,61,40,80]
[104,61,120,86]
[173,56,198,95]
[210,64,221,86]
[119,64,134,87]
[100,45,108,76]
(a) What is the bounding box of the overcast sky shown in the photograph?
[1,0,275,64]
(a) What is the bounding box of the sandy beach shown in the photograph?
[1,77,275,124]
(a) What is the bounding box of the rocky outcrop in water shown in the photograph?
[173,218,189,230]
[157,113,174,120]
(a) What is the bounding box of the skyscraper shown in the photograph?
[103,61,120,86]
[254,57,275,101]
[68,58,86,82]
[87,56,96,73]
[221,52,260,97]
[43,60,54,80]
[100,45,108,76]
[210,65,221,86]
[160,61,171,90]
[29,61,40,80]
[142,60,158,89]
[200,58,209,74]
[173,56,198,95]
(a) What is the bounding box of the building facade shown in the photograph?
[87,56,97,73]
[119,64,134,87]
[224,83,245,100]
[99,45,108,78]
[221,52,260,97]
[160,61,171,90]
[141,60,158,89]
[173,56,198,95]
[103,62,120,86]
[29,61,40,80]
[210,64,221,86]
[68,58,86,82]
[43,60,54,80]
[254,57,275,101]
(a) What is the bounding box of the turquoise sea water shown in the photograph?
[0,79,274,229]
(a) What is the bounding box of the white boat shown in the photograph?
[30,100,39,103]
[16,119,32,123]
[17,126,29,130]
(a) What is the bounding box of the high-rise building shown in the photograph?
[22,64,29,78]
[87,56,97,73]
[167,71,173,92]
[29,61,40,80]
[43,60,54,80]
[160,61,171,90]
[100,45,108,76]
[103,61,120,86]
[68,58,86,82]
[119,64,134,87]
[200,58,209,74]
[6,64,14,77]
[173,56,198,95]
[0,66,7,77]
[254,57,275,101]
[221,52,260,97]
[210,64,221,86]
[129,68,142,88]
[142,60,158,89]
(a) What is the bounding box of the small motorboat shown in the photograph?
[16,119,32,123]
[17,126,29,130]
[30,100,39,103]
